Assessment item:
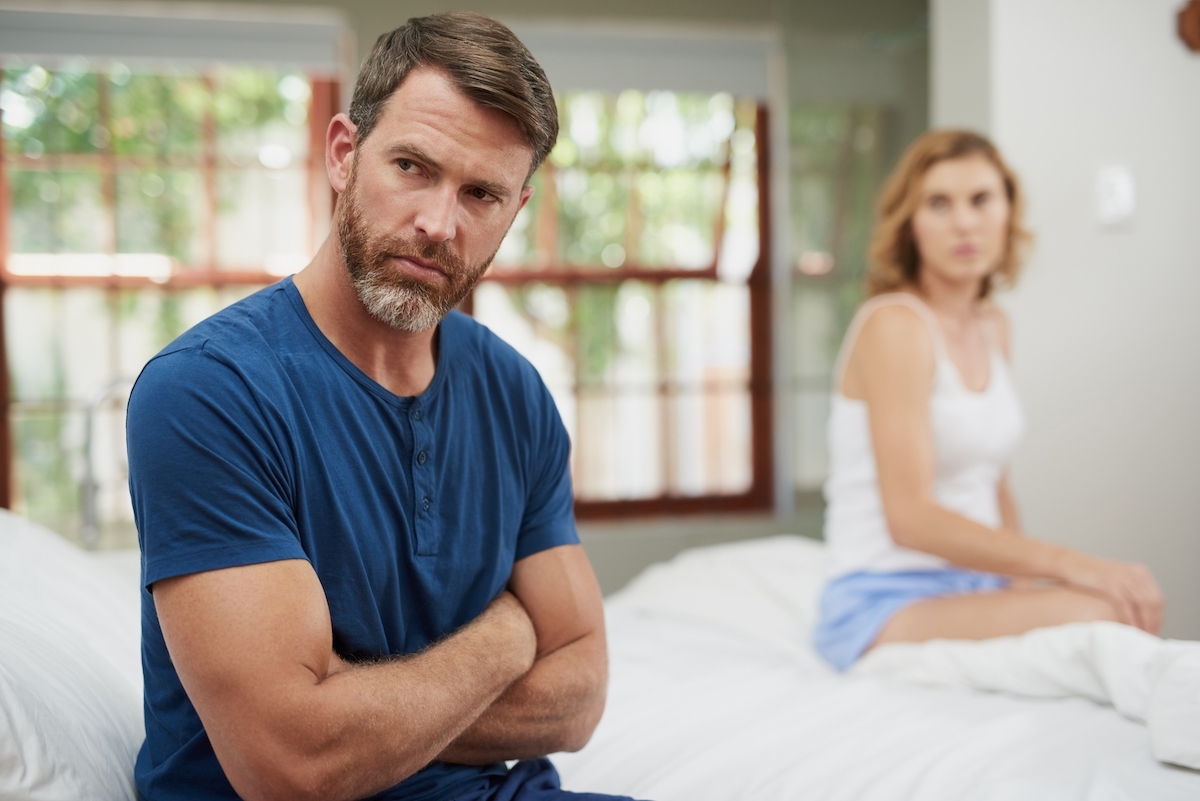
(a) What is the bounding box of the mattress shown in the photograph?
[552,535,1200,800]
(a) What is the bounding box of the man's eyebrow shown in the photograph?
[385,143,441,170]
[383,142,514,201]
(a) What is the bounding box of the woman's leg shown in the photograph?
[872,585,1118,649]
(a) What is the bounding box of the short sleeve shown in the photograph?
[127,344,306,589]
[513,371,579,561]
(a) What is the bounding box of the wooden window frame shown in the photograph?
[1,73,772,521]
[0,68,340,510]
[476,104,775,520]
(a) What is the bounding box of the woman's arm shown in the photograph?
[847,305,1049,572]
[848,305,1163,632]
[995,474,1025,535]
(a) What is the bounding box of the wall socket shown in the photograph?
[1096,164,1136,227]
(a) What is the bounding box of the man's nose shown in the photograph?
[414,186,458,242]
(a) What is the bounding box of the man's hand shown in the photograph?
[154,561,535,801]
[438,544,608,764]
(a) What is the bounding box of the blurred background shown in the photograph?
[0,0,1196,637]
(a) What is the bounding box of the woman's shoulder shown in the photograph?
[854,293,941,348]
[839,294,939,398]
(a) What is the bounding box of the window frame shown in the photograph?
[473,103,775,520]
[0,64,776,522]
[0,66,340,511]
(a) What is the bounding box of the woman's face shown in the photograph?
[910,155,1011,290]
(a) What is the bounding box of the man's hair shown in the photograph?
[865,129,1032,299]
[348,11,559,180]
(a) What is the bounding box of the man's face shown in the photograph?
[336,67,534,332]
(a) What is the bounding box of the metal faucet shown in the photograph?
[80,377,134,549]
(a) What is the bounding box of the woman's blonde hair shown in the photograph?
[865,130,1032,298]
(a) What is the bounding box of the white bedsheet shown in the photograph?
[553,536,1200,800]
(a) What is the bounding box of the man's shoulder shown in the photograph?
[443,310,542,385]
[157,282,290,359]
[134,282,298,403]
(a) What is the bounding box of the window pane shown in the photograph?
[661,280,751,496]
[492,91,757,274]
[4,63,317,276]
[7,169,107,253]
[214,68,310,165]
[480,90,761,504]
[115,169,204,261]
[5,285,266,548]
[473,276,754,501]
[109,71,206,160]
[2,63,101,156]
[216,168,309,272]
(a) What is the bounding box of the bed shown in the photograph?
[2,513,1197,800]
[553,535,1200,800]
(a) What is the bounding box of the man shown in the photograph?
[127,13,639,801]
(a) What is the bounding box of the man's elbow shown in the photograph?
[224,758,331,801]
[555,682,607,753]
[556,710,602,753]
[218,727,407,801]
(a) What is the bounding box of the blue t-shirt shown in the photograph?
[127,277,578,801]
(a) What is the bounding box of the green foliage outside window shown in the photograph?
[1,60,312,547]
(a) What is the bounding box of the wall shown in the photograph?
[933,0,1200,638]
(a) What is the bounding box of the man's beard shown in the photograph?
[337,165,497,332]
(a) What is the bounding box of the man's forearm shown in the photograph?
[157,561,538,801]
[437,629,607,764]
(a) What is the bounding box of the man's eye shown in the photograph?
[398,159,415,172]
[469,187,494,201]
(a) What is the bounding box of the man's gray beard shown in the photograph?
[350,269,446,333]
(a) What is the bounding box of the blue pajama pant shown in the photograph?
[813,568,1010,671]
[453,759,643,801]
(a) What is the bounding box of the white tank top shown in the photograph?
[823,293,1026,579]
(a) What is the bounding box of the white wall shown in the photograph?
[934,0,1200,638]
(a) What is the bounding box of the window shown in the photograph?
[0,6,346,548]
[2,15,778,542]
[474,89,773,517]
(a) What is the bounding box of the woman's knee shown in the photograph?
[1054,589,1119,624]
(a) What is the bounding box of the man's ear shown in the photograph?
[326,113,357,195]
[517,184,535,212]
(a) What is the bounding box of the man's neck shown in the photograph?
[293,239,439,398]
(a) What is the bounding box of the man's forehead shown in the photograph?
[370,66,534,184]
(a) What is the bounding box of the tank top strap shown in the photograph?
[833,292,949,390]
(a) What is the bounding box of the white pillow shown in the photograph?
[0,511,143,800]
[0,617,142,801]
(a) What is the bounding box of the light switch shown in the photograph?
[1096,164,1136,226]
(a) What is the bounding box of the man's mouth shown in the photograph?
[391,254,448,282]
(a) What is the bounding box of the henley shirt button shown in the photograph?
[412,409,422,421]
[417,450,427,465]
[422,497,431,511]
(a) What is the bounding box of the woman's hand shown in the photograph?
[1057,551,1165,634]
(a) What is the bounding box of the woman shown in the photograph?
[812,130,1165,673]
